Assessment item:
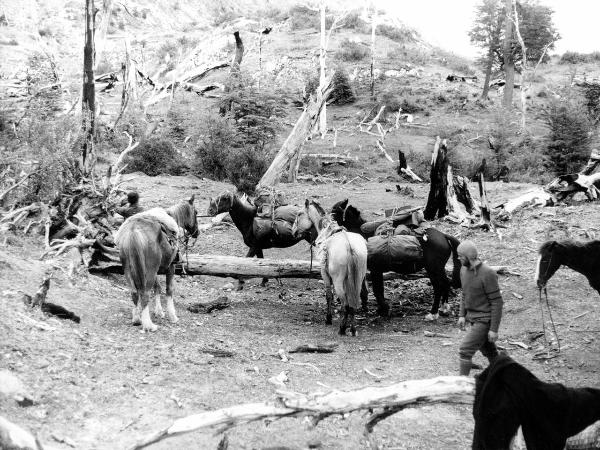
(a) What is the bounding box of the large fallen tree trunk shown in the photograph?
[258,71,335,188]
[496,149,600,219]
[129,376,476,450]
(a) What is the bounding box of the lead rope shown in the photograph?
[543,287,561,353]
[538,288,561,354]
[306,242,313,290]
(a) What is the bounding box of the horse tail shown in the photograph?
[343,234,363,310]
[445,233,462,288]
[119,226,156,292]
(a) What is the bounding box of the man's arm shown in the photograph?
[483,268,503,333]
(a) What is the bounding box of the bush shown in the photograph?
[226,145,270,193]
[542,99,593,174]
[341,11,367,30]
[304,68,356,105]
[335,38,369,62]
[559,51,600,65]
[581,82,600,123]
[124,138,187,176]
[378,24,417,43]
[288,5,318,30]
[193,115,233,180]
[0,114,81,206]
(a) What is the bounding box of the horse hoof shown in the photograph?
[424,313,439,321]
[338,328,346,336]
[143,324,158,332]
[351,329,357,337]
[168,316,179,324]
[132,320,141,326]
[377,307,389,317]
[325,316,332,325]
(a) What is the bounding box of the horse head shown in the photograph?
[331,199,363,232]
[169,195,199,238]
[207,192,234,216]
[536,240,560,289]
[292,199,326,240]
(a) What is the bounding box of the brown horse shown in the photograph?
[117,196,199,332]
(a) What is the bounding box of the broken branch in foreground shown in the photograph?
[129,376,475,450]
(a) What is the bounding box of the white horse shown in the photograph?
[293,199,368,336]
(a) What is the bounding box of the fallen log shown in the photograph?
[128,376,476,450]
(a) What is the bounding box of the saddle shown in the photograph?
[254,188,288,219]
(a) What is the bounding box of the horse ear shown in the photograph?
[305,198,310,208]
[188,194,195,204]
[341,198,348,207]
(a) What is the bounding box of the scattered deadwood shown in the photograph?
[128,376,476,450]
[21,274,81,323]
[301,153,358,166]
[397,149,422,182]
[496,149,600,219]
[142,62,229,109]
[200,348,235,358]
[288,343,338,353]
[475,173,495,231]
[187,296,231,314]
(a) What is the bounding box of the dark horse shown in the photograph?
[117,196,199,332]
[536,239,600,293]
[331,199,461,320]
[207,192,317,287]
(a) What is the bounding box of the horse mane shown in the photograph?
[309,199,326,216]
[539,239,600,256]
[167,201,192,228]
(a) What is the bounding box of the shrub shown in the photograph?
[304,68,356,105]
[0,114,81,206]
[288,5,318,30]
[581,82,600,123]
[226,145,270,193]
[193,115,234,180]
[378,23,417,43]
[335,38,369,62]
[542,99,593,174]
[559,51,600,65]
[124,138,187,176]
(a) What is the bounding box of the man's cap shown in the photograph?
[127,191,139,204]
[457,240,478,259]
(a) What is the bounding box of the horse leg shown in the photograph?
[256,249,269,287]
[360,280,369,313]
[153,280,165,319]
[349,306,357,337]
[165,265,178,324]
[339,305,348,336]
[424,267,449,321]
[131,291,141,326]
[236,248,255,291]
[140,290,158,332]
[322,267,333,325]
[371,271,389,317]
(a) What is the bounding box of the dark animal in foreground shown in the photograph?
[41,302,81,323]
[330,199,461,319]
[473,354,600,450]
[293,199,367,335]
[535,239,600,293]
[117,196,199,332]
[207,192,317,288]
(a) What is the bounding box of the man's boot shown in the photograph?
[459,358,472,376]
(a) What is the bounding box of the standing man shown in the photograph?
[457,240,503,376]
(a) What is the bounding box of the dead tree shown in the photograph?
[424,137,449,220]
[258,72,335,188]
[502,0,515,108]
[82,0,96,175]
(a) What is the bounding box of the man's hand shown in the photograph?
[488,331,498,342]
[458,317,465,330]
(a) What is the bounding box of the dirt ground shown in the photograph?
[1,173,599,450]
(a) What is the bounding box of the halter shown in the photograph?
[342,203,351,222]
